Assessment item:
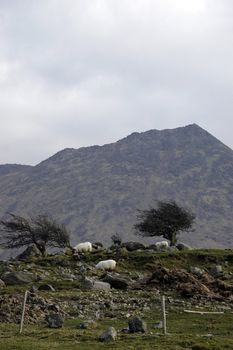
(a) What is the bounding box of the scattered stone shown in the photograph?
[99,326,117,342]
[128,316,147,333]
[1,271,38,285]
[121,242,145,252]
[81,277,94,290]
[80,277,111,290]
[189,266,205,277]
[93,281,111,290]
[209,265,223,278]
[38,284,55,292]
[79,320,97,329]
[102,273,131,290]
[46,313,64,328]
[176,243,192,250]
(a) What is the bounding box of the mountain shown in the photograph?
[0,124,233,258]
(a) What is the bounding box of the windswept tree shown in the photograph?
[134,201,195,246]
[0,213,71,256]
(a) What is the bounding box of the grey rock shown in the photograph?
[209,265,223,278]
[81,277,111,290]
[176,243,192,250]
[121,242,145,252]
[79,320,97,329]
[46,313,64,328]
[102,273,131,290]
[128,316,147,333]
[99,326,117,342]
[93,281,111,290]
[16,245,42,261]
[1,271,38,285]
[81,277,94,290]
[38,284,55,292]
[189,266,205,277]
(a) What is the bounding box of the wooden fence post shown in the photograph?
[161,295,167,335]
[19,290,29,334]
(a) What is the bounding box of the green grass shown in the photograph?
[0,309,233,350]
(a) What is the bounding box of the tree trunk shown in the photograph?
[170,232,177,246]
[36,243,47,257]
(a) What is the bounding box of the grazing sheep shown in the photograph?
[95,259,116,271]
[155,241,169,250]
[74,242,92,253]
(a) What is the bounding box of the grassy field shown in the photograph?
[0,309,233,350]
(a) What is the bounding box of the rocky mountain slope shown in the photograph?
[0,124,233,257]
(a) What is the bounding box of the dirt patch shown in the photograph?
[132,267,233,300]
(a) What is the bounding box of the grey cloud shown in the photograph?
[0,0,233,164]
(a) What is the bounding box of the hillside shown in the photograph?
[0,247,233,349]
[0,124,233,257]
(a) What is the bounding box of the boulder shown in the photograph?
[16,245,42,261]
[176,243,192,250]
[81,277,111,290]
[121,242,145,252]
[46,313,64,328]
[99,326,117,342]
[128,316,147,333]
[209,265,223,278]
[102,273,131,290]
[93,281,111,290]
[1,271,38,285]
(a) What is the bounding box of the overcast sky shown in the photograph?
[0,0,233,165]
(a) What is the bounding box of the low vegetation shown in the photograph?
[0,248,233,349]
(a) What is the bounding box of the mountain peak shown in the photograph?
[0,124,233,252]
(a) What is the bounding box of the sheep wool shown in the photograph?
[95,259,116,271]
[74,242,92,252]
[155,241,169,249]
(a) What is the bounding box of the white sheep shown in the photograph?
[74,242,92,253]
[155,241,169,250]
[95,259,116,271]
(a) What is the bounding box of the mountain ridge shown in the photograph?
[0,124,233,259]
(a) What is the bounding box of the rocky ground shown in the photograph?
[0,246,233,327]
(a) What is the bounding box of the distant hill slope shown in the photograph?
[0,124,233,258]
